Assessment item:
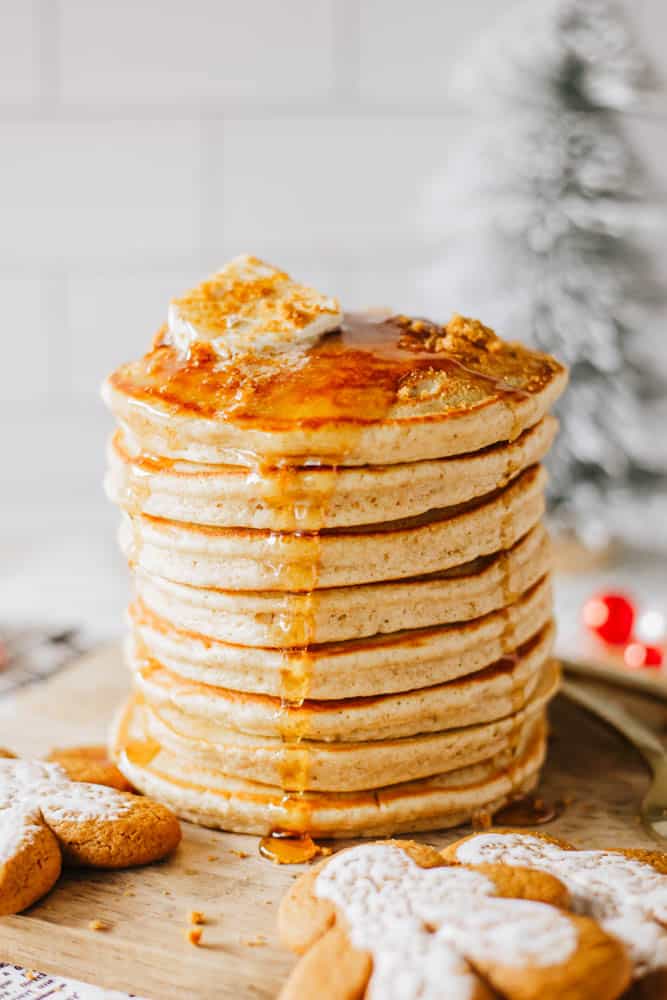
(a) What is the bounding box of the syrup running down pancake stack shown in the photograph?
[105,255,568,840]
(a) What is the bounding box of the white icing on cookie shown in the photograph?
[454,833,667,975]
[0,759,131,827]
[0,805,43,865]
[315,843,578,1000]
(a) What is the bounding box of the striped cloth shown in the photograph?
[0,626,86,697]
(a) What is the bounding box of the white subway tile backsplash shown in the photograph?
[634,0,667,102]
[0,121,202,260]
[59,0,336,103]
[0,397,125,636]
[208,115,459,256]
[65,268,203,394]
[0,1,39,102]
[265,253,428,313]
[0,278,51,401]
[359,0,502,103]
[346,265,429,314]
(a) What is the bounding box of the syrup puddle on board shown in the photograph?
[258,831,330,865]
[493,794,565,827]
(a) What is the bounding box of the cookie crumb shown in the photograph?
[187,927,203,946]
[89,919,111,932]
[242,935,267,948]
[229,849,249,859]
[189,910,206,925]
[207,854,219,862]
[184,867,198,875]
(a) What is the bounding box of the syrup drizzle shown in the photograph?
[123,736,161,768]
[118,448,152,522]
[258,453,336,839]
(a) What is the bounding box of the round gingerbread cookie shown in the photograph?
[0,756,181,914]
[0,806,62,916]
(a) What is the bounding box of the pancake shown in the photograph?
[112,696,547,837]
[139,665,557,791]
[129,573,553,701]
[106,416,557,530]
[119,465,546,591]
[131,627,556,743]
[132,522,551,649]
[103,312,567,467]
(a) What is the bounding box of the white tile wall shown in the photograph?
[0,0,664,635]
[0,120,202,259]
[209,114,460,256]
[0,1,39,103]
[65,268,203,394]
[359,0,503,102]
[0,277,50,400]
[59,0,337,103]
[632,0,667,87]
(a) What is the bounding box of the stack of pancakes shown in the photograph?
[105,264,567,838]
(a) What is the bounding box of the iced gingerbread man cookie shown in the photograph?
[278,839,631,1000]
[0,755,181,915]
[444,830,667,987]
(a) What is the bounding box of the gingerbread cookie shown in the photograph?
[46,745,134,792]
[278,840,630,1000]
[444,831,667,982]
[0,756,181,915]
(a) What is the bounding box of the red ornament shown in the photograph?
[624,642,664,670]
[582,593,636,646]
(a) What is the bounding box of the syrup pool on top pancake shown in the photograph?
[103,259,567,466]
[110,312,563,428]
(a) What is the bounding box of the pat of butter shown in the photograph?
[165,255,342,358]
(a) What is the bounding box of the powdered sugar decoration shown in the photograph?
[315,843,578,1000]
[0,806,43,866]
[0,758,131,859]
[454,833,667,975]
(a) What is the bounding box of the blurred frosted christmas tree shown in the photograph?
[422,0,667,551]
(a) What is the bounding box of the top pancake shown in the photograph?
[103,313,567,466]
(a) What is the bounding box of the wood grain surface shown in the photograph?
[0,644,664,998]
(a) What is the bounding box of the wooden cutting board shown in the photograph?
[0,644,663,999]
